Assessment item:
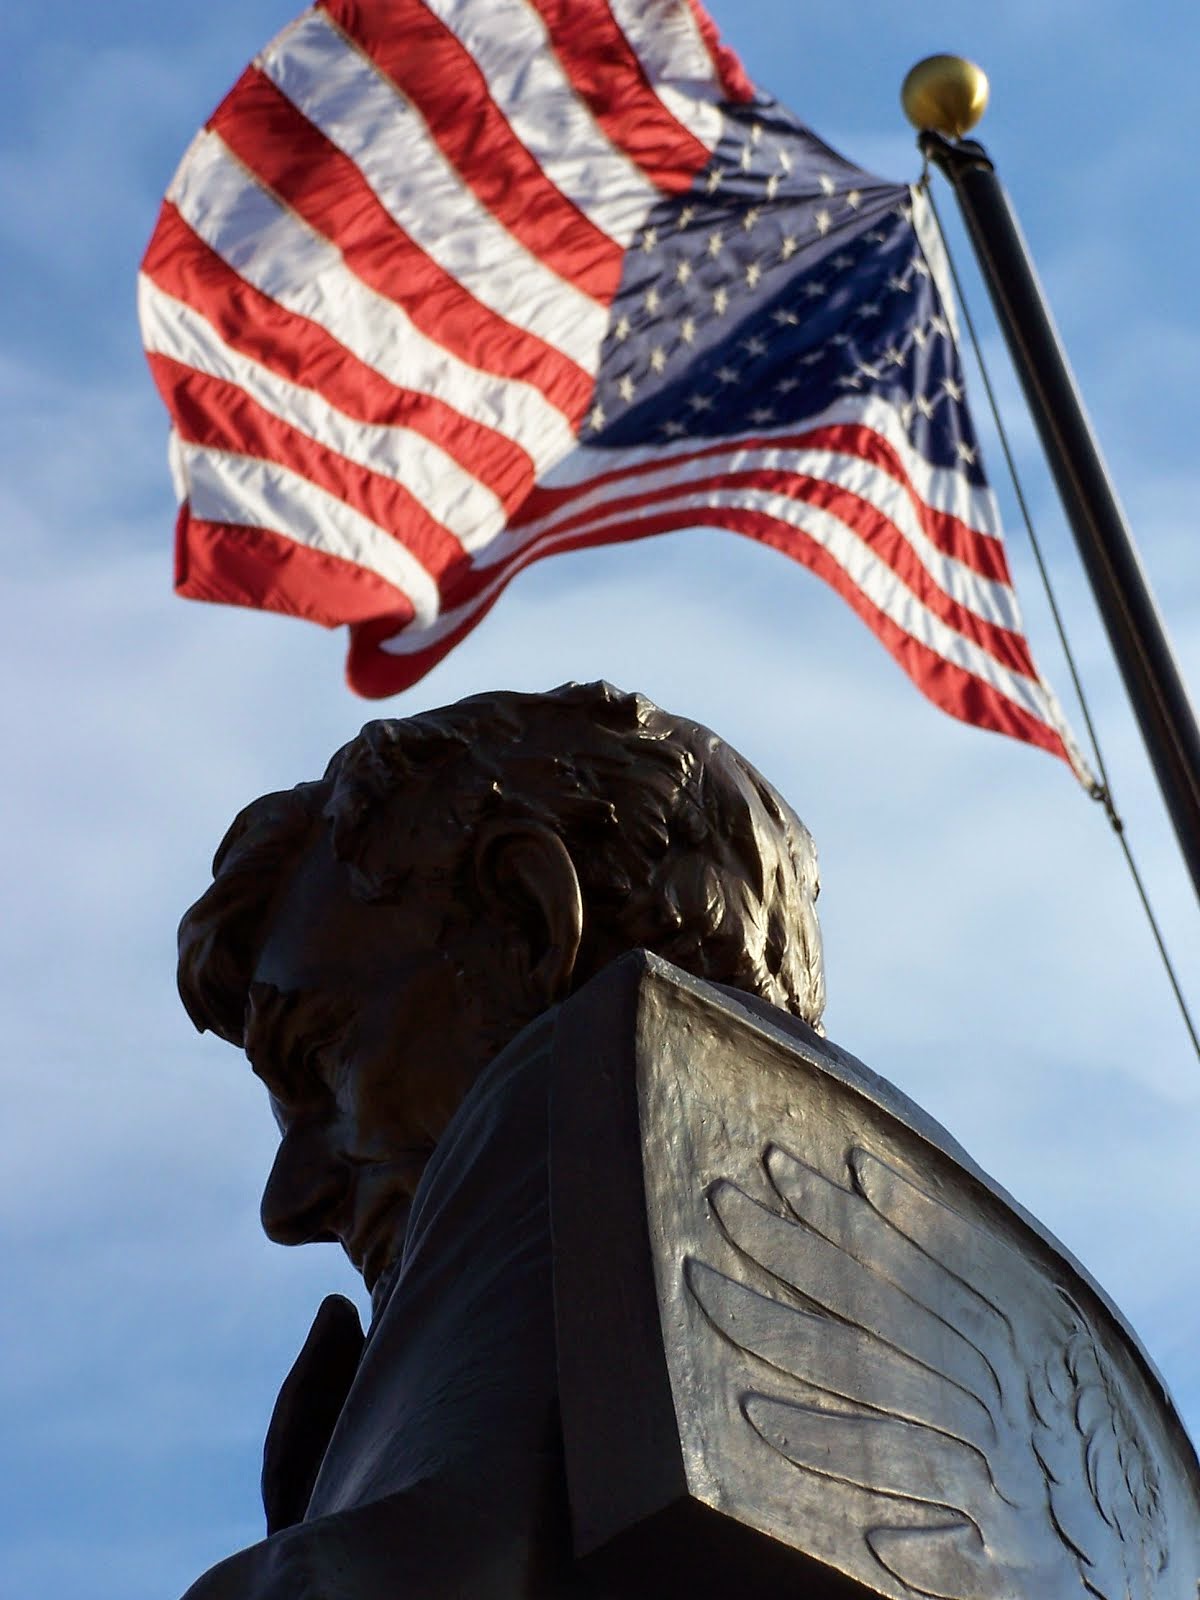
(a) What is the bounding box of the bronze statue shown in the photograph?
[175,682,824,1597]
[175,683,1199,1599]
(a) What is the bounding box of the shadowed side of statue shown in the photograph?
[173,682,825,1599]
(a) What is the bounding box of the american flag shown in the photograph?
[139,0,1088,776]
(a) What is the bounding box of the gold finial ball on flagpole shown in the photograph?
[901,55,989,138]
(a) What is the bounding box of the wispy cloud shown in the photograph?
[4,3,1200,1596]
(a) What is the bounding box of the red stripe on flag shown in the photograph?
[348,507,1068,768]
[176,509,413,629]
[793,424,1012,580]
[142,204,537,514]
[348,521,676,693]
[684,0,756,103]
[318,0,625,304]
[348,599,495,697]
[509,466,1038,678]
[529,0,712,191]
[704,502,1066,757]
[209,69,593,425]
[520,427,1012,582]
[150,355,472,588]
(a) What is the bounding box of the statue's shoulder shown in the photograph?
[549,951,1200,1599]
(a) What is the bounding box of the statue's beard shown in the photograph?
[363,994,553,1326]
[369,1251,403,1324]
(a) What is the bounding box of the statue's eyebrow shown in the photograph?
[243,982,351,1103]
[242,983,316,1101]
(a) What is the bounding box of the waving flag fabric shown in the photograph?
[139,0,1088,776]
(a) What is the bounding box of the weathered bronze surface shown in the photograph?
[174,683,1197,1597]
[555,953,1200,1598]
[175,683,825,1597]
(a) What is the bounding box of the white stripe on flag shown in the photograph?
[422,0,663,248]
[139,275,506,551]
[382,485,1056,732]
[180,444,442,623]
[499,443,1024,633]
[606,0,724,153]
[545,489,1054,719]
[540,394,1005,539]
[168,131,577,471]
[167,428,189,503]
[910,185,962,348]
[258,9,610,370]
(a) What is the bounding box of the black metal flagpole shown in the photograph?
[901,57,1200,906]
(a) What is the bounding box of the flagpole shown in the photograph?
[902,57,1200,905]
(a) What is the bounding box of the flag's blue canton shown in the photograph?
[588,99,985,487]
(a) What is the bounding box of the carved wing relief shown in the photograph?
[687,1143,1170,1599]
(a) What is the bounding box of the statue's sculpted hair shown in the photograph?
[178,682,824,1046]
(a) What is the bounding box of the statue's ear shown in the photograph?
[472,819,584,1006]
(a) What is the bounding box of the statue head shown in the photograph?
[178,683,823,1307]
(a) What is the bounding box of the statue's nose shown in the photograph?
[260,1123,348,1246]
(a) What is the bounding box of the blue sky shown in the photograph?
[2,3,1198,1595]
